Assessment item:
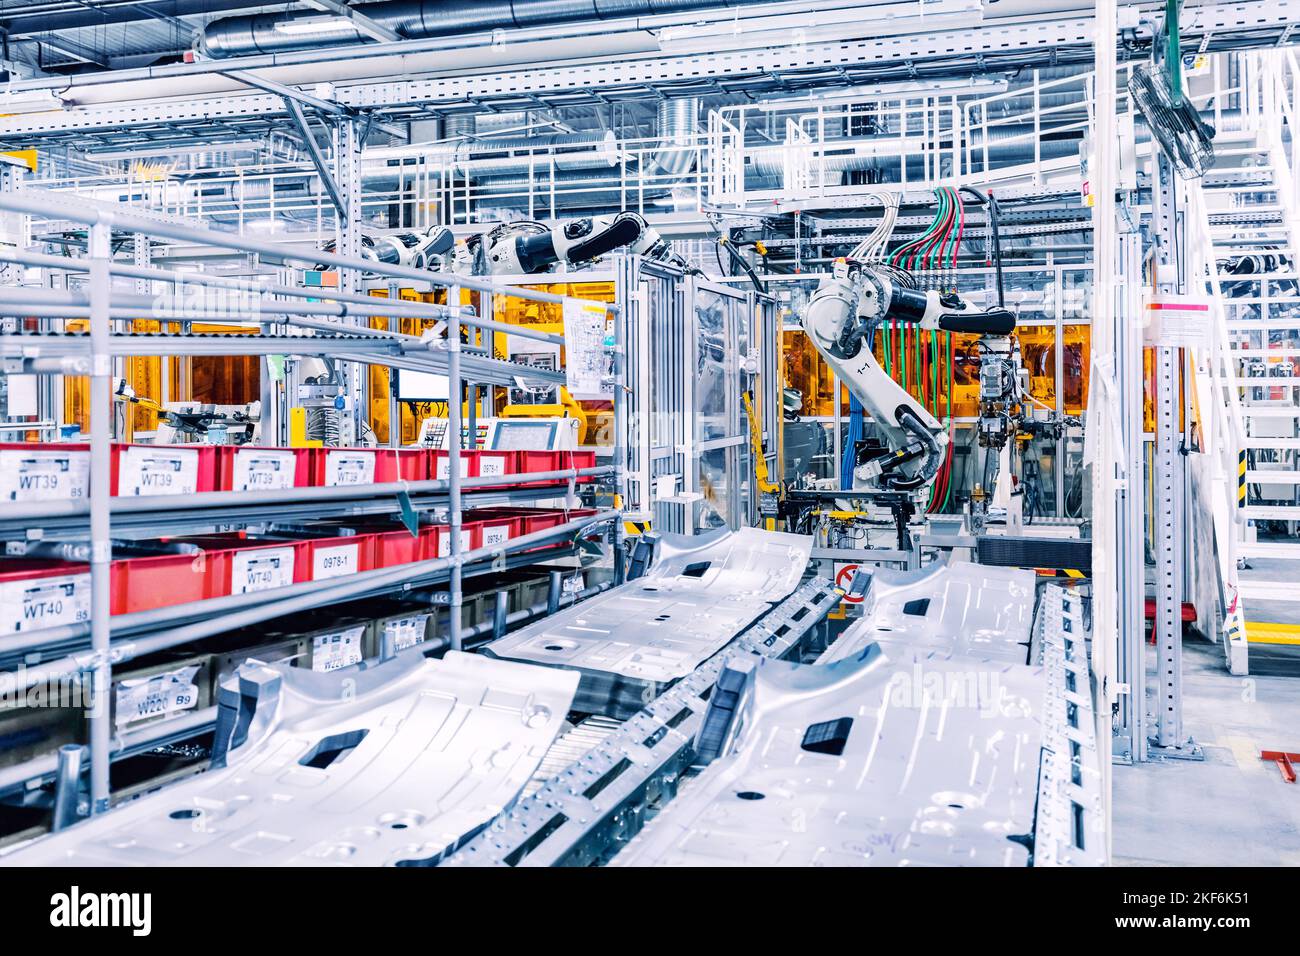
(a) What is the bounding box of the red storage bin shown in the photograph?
[432,520,481,558]
[475,513,523,549]
[516,450,562,486]
[111,551,218,615]
[370,525,436,568]
[112,444,218,497]
[0,442,218,501]
[308,448,383,487]
[166,535,309,598]
[305,533,375,581]
[559,450,598,484]
[382,448,429,483]
[215,446,311,492]
[431,449,479,481]
[475,450,518,483]
[0,559,91,635]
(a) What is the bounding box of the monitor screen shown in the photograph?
[491,421,558,450]
[395,369,450,402]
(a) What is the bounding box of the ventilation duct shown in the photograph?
[200,0,795,58]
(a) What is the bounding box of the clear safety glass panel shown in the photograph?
[696,445,736,531]
[694,287,730,443]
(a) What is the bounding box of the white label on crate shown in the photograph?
[0,573,91,635]
[482,523,511,547]
[561,572,586,595]
[312,625,366,672]
[437,528,473,555]
[313,542,359,580]
[384,613,430,652]
[0,449,90,502]
[479,454,508,478]
[114,665,201,729]
[326,450,375,486]
[232,448,297,491]
[119,446,200,497]
[232,546,295,594]
[435,456,471,479]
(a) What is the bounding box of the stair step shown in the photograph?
[1242,504,1300,520]
[1233,376,1300,385]
[1245,621,1300,645]
[1237,540,1300,558]
[1243,437,1300,450]
[1246,469,1300,482]
[1208,205,1287,218]
[1232,347,1300,358]
[1238,579,1300,600]
[1240,405,1300,418]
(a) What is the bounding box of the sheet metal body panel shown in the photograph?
[484,527,812,716]
[612,646,1045,867]
[6,652,577,867]
[822,561,1036,665]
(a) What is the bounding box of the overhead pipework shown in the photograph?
[198,0,798,58]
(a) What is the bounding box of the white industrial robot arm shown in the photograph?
[481,212,695,275]
[803,257,1016,491]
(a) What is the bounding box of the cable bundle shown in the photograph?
[876,187,964,513]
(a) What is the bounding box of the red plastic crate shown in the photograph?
[559,450,598,484]
[384,448,429,483]
[215,446,311,492]
[516,450,562,487]
[431,449,479,481]
[111,551,219,614]
[0,442,217,500]
[305,533,375,581]
[476,450,518,483]
[369,525,436,568]
[432,520,481,558]
[165,535,310,598]
[475,514,524,549]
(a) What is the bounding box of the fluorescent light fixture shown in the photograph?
[657,0,983,54]
[272,14,357,37]
[0,88,65,115]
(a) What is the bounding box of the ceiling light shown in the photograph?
[272,15,357,37]
[0,88,65,115]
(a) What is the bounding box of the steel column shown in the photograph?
[87,221,113,815]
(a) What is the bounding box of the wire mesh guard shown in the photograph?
[1128,65,1216,179]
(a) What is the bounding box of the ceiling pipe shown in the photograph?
[199,0,798,58]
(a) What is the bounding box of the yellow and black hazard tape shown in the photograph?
[1238,450,1247,507]
[623,519,652,536]
[1035,568,1087,579]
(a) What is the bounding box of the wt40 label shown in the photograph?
[0,450,89,502]
[0,574,90,635]
[232,547,295,594]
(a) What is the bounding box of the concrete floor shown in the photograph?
[1112,637,1300,865]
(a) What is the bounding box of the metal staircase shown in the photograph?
[1194,50,1300,673]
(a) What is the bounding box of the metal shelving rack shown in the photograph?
[0,186,628,820]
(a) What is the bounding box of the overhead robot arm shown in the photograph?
[803,257,1016,491]
[478,212,696,275]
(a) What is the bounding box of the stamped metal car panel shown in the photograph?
[484,527,812,716]
[611,646,1045,867]
[821,561,1036,666]
[7,652,578,867]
